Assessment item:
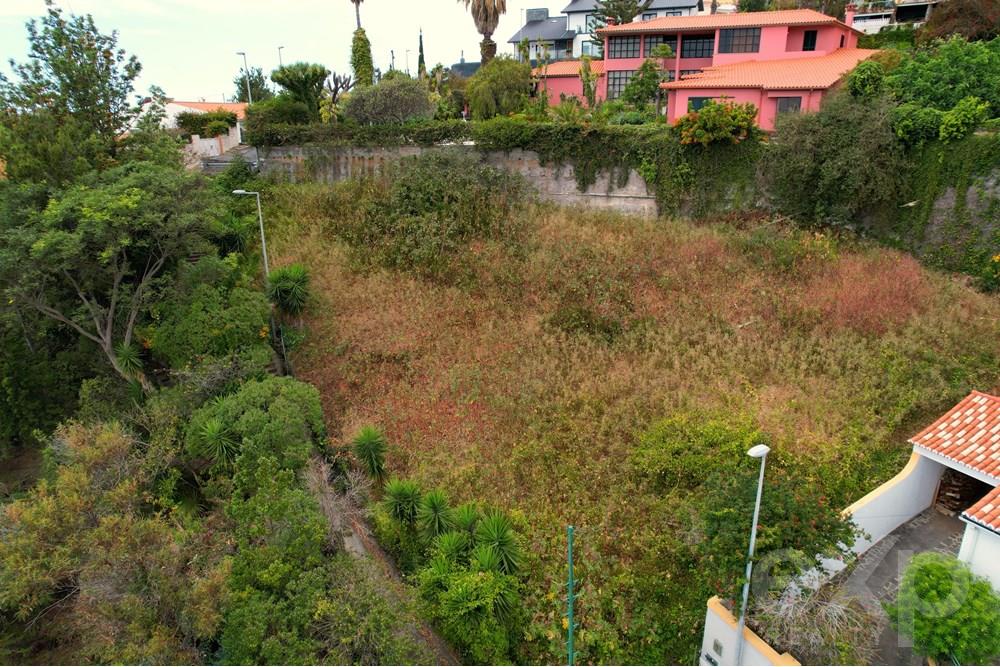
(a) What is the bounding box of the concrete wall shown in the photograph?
[259,145,659,217]
[699,596,801,666]
[958,521,1000,591]
[842,451,946,557]
[186,127,241,159]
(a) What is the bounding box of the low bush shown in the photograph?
[267,263,310,316]
[886,553,1000,664]
[891,102,944,146]
[675,99,759,146]
[175,109,237,137]
[343,78,435,125]
[938,95,990,141]
[244,95,312,133]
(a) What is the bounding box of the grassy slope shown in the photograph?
[267,184,1000,664]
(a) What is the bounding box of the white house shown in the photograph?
[698,390,1000,666]
[159,100,249,161]
[561,0,707,57]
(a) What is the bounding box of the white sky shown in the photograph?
[0,0,568,101]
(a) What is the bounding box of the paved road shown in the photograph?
[842,508,965,665]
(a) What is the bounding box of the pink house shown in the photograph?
[534,60,606,106]
[597,8,873,130]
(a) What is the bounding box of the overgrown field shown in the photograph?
[265,158,1000,664]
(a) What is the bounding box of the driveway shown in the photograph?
[842,507,965,665]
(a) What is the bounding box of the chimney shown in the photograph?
[844,3,857,26]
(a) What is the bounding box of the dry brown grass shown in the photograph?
[266,185,1000,663]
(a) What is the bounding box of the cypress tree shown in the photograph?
[418,29,427,78]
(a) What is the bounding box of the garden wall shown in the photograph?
[259,145,659,217]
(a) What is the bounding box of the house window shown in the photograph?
[645,34,678,55]
[719,27,761,53]
[802,29,818,51]
[582,40,603,57]
[664,70,676,82]
[607,70,635,99]
[665,10,683,15]
[681,34,714,58]
[608,35,641,58]
[642,12,658,20]
[586,13,600,32]
[688,96,714,111]
[775,96,802,114]
[840,34,846,47]
[680,69,702,77]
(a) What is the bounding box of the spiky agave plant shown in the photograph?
[351,425,387,483]
[266,263,310,316]
[471,543,503,572]
[196,417,239,468]
[382,478,422,527]
[453,501,480,538]
[458,0,507,64]
[434,530,471,564]
[418,489,455,540]
[475,510,522,575]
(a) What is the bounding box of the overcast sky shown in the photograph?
[1,0,568,102]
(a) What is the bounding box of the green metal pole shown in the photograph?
[567,525,575,666]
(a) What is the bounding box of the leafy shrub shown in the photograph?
[847,60,885,98]
[938,96,990,141]
[383,478,422,526]
[343,78,434,125]
[245,96,312,134]
[474,511,522,575]
[885,36,1000,113]
[185,376,326,476]
[466,56,532,120]
[417,489,455,540]
[352,425,387,483]
[267,263,310,315]
[886,553,1000,664]
[335,150,529,278]
[550,97,587,123]
[175,109,237,137]
[633,413,762,490]
[675,99,759,146]
[891,102,944,146]
[765,93,904,226]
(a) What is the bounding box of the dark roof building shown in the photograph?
[508,11,577,44]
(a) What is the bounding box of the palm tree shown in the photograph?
[458,0,507,64]
[350,0,363,29]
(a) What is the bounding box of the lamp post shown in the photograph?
[232,190,269,276]
[237,51,253,104]
[278,45,285,67]
[406,49,411,75]
[734,443,770,666]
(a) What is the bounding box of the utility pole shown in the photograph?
[236,51,253,104]
[278,45,284,67]
[567,525,576,666]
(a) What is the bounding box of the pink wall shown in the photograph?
[666,87,827,130]
[538,74,608,106]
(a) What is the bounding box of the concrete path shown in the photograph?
[842,507,965,665]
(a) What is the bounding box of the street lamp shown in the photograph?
[278,45,285,67]
[232,190,269,276]
[734,443,770,666]
[237,51,253,104]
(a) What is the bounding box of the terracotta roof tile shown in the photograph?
[599,9,857,34]
[910,391,1000,481]
[534,59,606,77]
[962,485,1000,535]
[171,101,248,120]
[661,48,877,90]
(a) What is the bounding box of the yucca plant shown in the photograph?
[475,510,522,575]
[470,543,503,572]
[382,478,422,527]
[114,342,144,379]
[418,488,455,540]
[434,530,470,564]
[453,501,479,538]
[351,425,387,483]
[267,263,310,316]
[195,417,239,468]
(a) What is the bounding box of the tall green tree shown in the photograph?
[458,0,508,64]
[270,62,331,118]
[465,56,531,119]
[0,1,142,185]
[233,66,275,103]
[351,29,375,87]
[418,29,428,78]
[0,164,216,391]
